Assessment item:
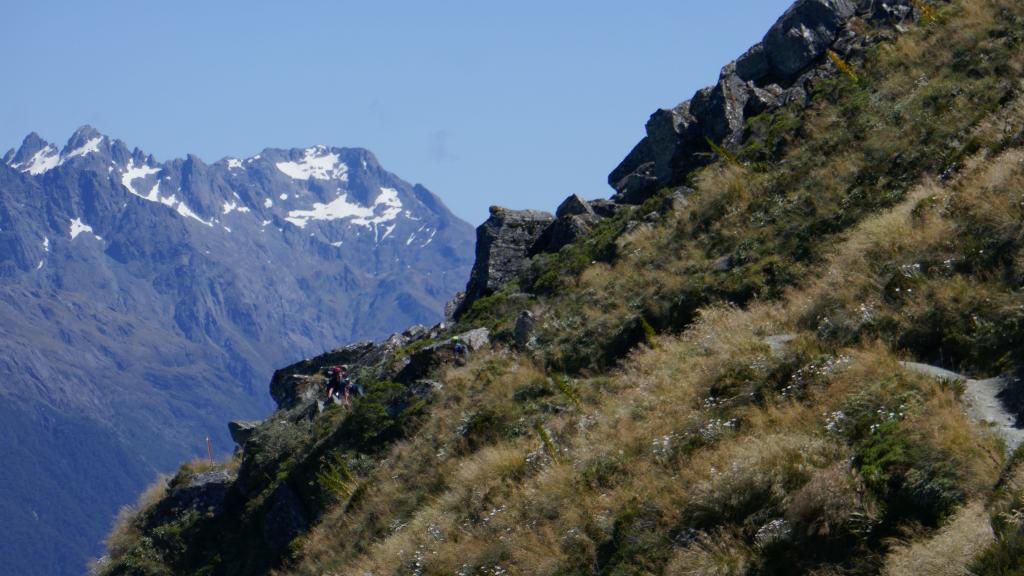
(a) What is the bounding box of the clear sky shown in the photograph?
[0,0,794,224]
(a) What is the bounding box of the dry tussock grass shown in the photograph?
[101,474,170,558]
[882,500,993,576]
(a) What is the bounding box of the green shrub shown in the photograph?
[855,420,964,527]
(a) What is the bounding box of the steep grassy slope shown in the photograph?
[95,0,1024,574]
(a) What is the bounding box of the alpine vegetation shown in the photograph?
[92,0,1024,574]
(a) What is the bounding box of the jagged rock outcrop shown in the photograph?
[609,0,917,204]
[266,323,488,411]
[149,470,236,527]
[514,310,537,349]
[228,420,262,447]
[457,207,554,316]
[531,194,603,255]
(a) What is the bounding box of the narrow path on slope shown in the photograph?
[761,335,1024,452]
[899,361,1024,453]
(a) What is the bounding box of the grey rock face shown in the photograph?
[457,206,554,315]
[444,292,465,321]
[514,310,536,349]
[149,470,236,527]
[763,0,857,81]
[555,194,595,219]
[530,194,605,255]
[457,327,491,351]
[228,420,262,446]
[588,199,623,219]
[608,0,913,205]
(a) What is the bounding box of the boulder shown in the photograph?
[736,43,770,82]
[690,64,753,147]
[149,469,236,527]
[645,102,700,185]
[763,0,857,81]
[608,138,657,200]
[457,327,491,351]
[555,194,596,219]
[269,374,321,412]
[588,199,623,218]
[228,420,261,446]
[514,311,537,349]
[457,207,554,316]
[659,187,693,215]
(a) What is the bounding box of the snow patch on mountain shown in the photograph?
[69,218,96,240]
[14,146,61,175]
[275,146,349,181]
[63,137,104,162]
[222,200,251,215]
[227,159,244,170]
[121,160,212,227]
[8,137,104,175]
[284,187,402,229]
[122,160,162,197]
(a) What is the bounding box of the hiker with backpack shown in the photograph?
[452,337,468,366]
[326,366,345,404]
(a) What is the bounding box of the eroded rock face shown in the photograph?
[531,195,604,255]
[608,0,916,205]
[148,470,236,527]
[761,0,858,81]
[457,207,554,315]
[228,420,261,447]
[514,311,537,349]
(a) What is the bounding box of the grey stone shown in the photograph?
[457,327,491,351]
[691,65,753,147]
[744,84,783,118]
[555,194,596,219]
[514,311,537,349]
[149,469,236,527]
[608,137,656,195]
[588,199,623,218]
[228,420,261,446]
[764,0,858,80]
[736,43,770,82]
[659,188,693,214]
[444,292,465,321]
[403,324,430,341]
[457,206,554,315]
[534,214,597,255]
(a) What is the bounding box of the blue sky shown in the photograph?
[0,0,793,224]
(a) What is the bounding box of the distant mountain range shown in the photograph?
[0,126,474,576]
